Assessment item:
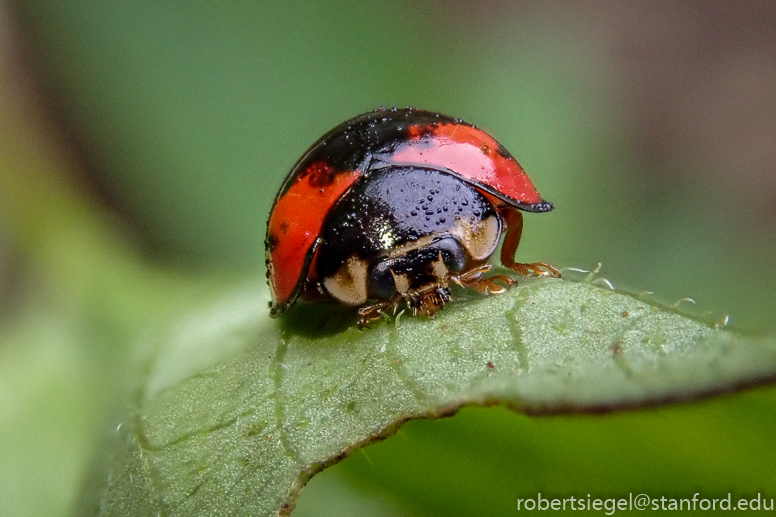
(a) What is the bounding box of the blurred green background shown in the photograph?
[2,1,776,516]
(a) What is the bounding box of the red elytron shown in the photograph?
[265,107,558,324]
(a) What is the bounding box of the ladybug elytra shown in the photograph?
[265,107,559,326]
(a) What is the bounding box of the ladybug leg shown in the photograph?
[450,265,514,294]
[498,207,561,278]
[357,295,402,328]
[472,275,514,295]
[451,263,491,285]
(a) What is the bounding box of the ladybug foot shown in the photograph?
[357,296,401,328]
[509,262,561,278]
[470,275,514,294]
[451,265,514,295]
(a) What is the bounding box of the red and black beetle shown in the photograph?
[265,107,559,326]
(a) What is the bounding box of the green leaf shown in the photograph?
[78,277,776,516]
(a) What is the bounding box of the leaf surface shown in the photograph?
[79,277,776,516]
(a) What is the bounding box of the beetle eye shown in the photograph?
[433,237,467,273]
[369,260,399,299]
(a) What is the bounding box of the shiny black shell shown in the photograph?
[315,166,499,300]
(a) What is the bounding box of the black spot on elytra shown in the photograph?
[413,125,435,140]
[299,160,340,188]
[265,232,279,251]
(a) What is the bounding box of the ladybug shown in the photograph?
[265,107,559,326]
